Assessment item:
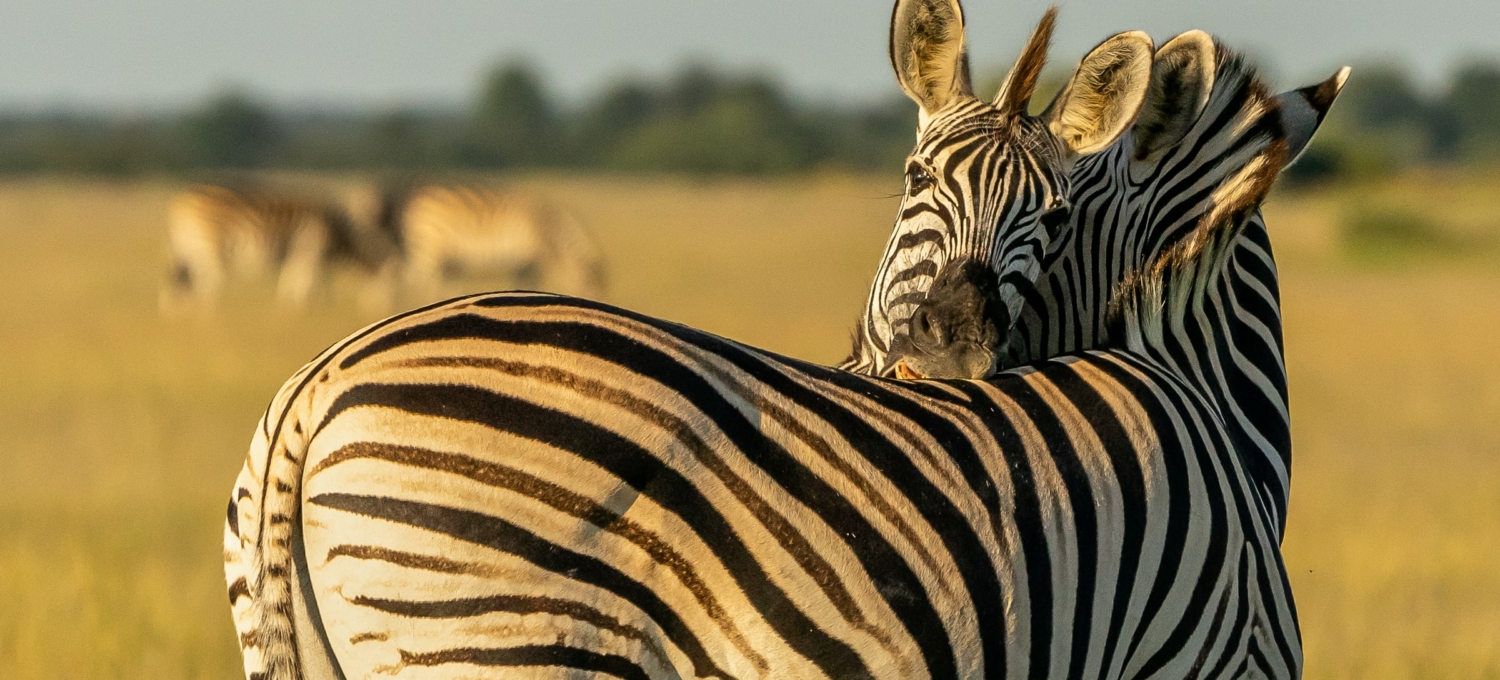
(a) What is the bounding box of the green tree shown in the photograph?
[470,60,557,167]
[183,88,281,168]
[1342,64,1427,129]
[609,75,813,174]
[1444,61,1500,159]
[1313,63,1432,174]
[571,79,659,164]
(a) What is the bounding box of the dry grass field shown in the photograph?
[0,170,1496,678]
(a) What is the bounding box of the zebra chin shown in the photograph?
[887,259,1009,380]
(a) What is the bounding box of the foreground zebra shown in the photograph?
[359,182,608,304]
[841,27,1346,539]
[223,169,1294,676]
[161,184,394,311]
[225,3,1314,677]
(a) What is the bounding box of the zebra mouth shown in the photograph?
[894,361,927,380]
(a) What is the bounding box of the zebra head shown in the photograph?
[844,1,1154,379]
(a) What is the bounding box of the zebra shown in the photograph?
[221,130,1295,677]
[365,182,608,304]
[839,27,1346,539]
[161,183,395,311]
[839,2,1154,381]
[998,39,1348,539]
[223,3,1308,678]
[844,32,1346,382]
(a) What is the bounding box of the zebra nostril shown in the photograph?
[910,306,946,350]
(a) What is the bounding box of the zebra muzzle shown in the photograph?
[889,260,1006,380]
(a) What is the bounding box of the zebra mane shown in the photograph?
[1104,93,1287,357]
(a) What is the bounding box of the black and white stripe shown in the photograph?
[220,2,1326,677]
[224,288,1298,678]
[373,183,607,302]
[1005,36,1348,536]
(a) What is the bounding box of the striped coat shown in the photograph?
[223,122,1300,677]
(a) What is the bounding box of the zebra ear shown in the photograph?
[1278,66,1351,167]
[993,7,1057,117]
[1042,30,1154,157]
[890,0,974,126]
[1131,30,1216,162]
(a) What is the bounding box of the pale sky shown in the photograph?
[1,0,1495,111]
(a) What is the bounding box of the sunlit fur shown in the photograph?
[222,122,1300,677]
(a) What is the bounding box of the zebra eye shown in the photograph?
[1039,203,1072,234]
[906,163,935,194]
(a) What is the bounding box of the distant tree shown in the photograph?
[608,74,814,174]
[571,79,659,164]
[1342,64,1427,130]
[819,95,918,170]
[662,64,722,118]
[183,88,281,168]
[470,60,558,167]
[1443,61,1500,159]
[366,109,428,167]
[1313,63,1435,174]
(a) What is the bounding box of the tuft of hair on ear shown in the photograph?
[1105,132,1288,352]
[994,7,1058,117]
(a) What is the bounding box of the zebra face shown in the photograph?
[869,109,1073,378]
[845,1,1153,378]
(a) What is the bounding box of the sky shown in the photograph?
[1,0,1495,111]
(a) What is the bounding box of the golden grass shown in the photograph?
[0,172,1495,678]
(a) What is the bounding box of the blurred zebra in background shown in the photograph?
[161,183,395,312]
[355,182,608,306]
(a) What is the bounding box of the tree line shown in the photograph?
[1291,60,1500,182]
[0,62,916,176]
[1,58,1497,178]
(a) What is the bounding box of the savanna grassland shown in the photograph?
[0,171,1496,678]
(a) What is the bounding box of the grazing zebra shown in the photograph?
[221,136,1295,677]
[161,183,394,311]
[381,183,608,302]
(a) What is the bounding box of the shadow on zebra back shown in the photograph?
[159,182,396,315]
[352,181,609,311]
